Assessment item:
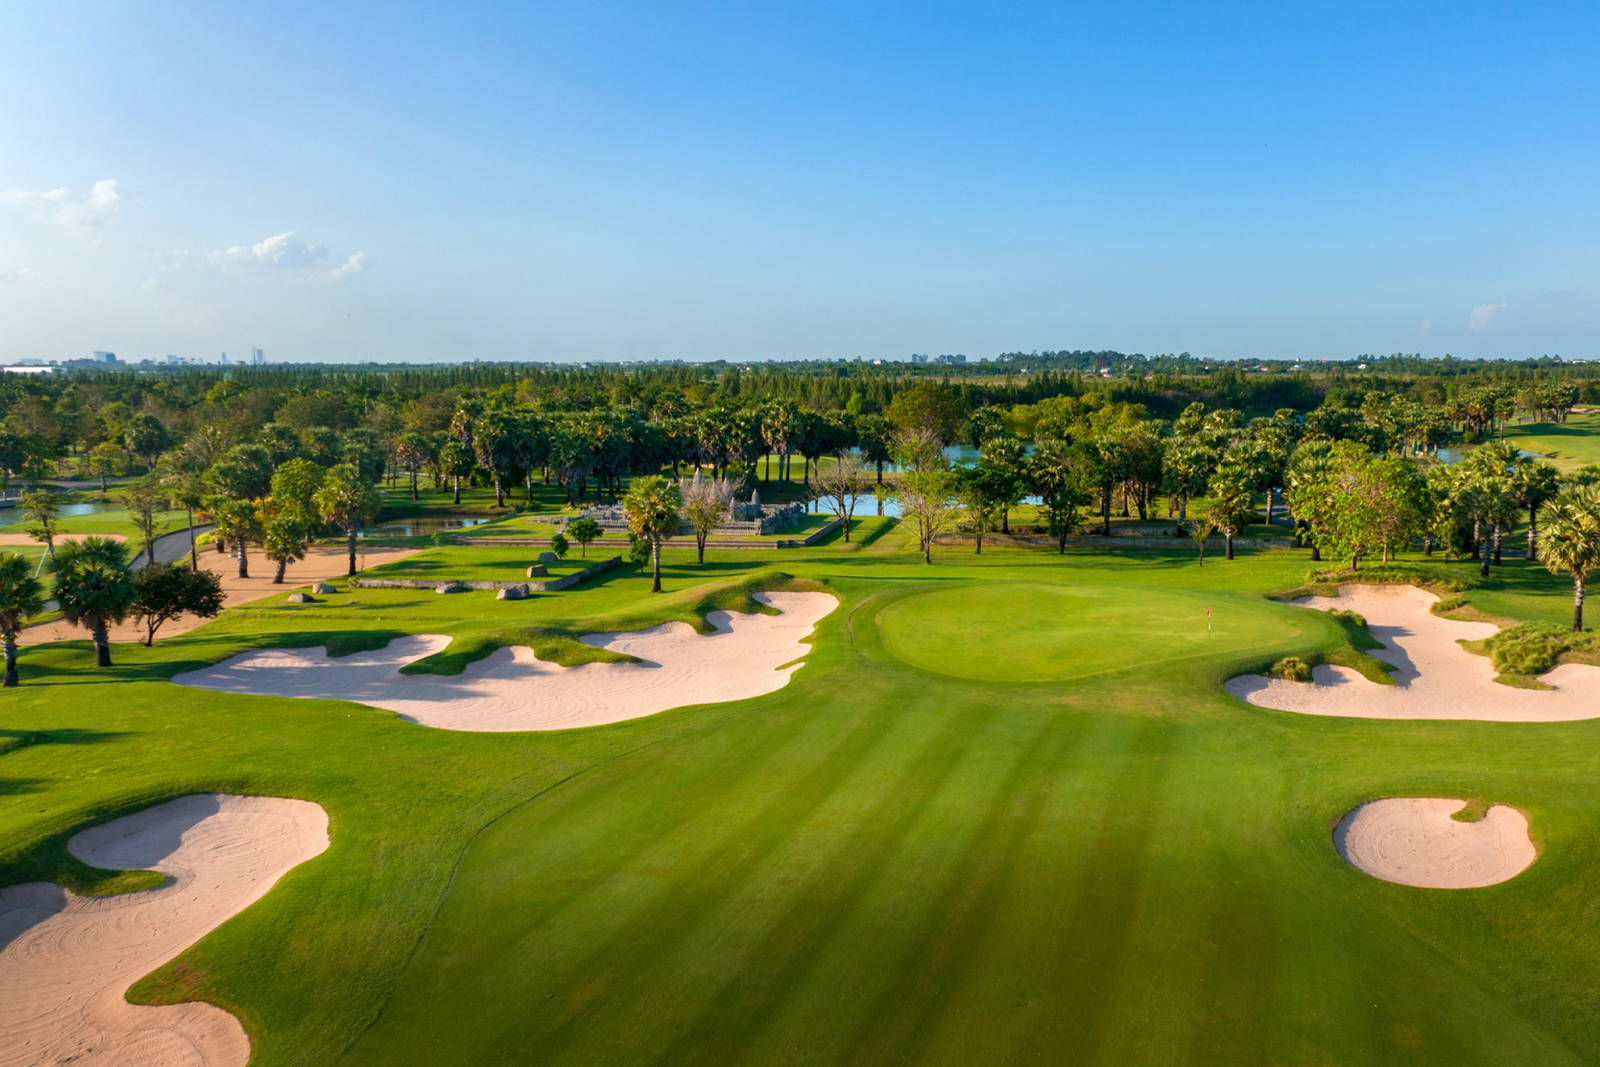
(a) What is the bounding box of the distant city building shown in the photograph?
[2,365,55,375]
[252,347,264,365]
[91,350,118,363]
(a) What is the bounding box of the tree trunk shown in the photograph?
[92,619,111,667]
[696,533,706,565]
[1575,577,1586,633]
[274,557,287,584]
[3,633,16,687]
[1310,542,1321,562]
[494,475,505,508]
[1225,533,1235,561]
[1493,527,1503,566]
[1178,493,1188,521]
[974,532,983,554]
[1527,508,1539,562]
[236,544,249,579]
[1001,507,1010,534]
[650,540,663,592]
[1480,536,1491,577]
[1100,485,1111,536]
[1265,486,1275,525]
[410,469,418,500]
[187,508,198,571]
[1423,534,1434,557]
[453,475,462,505]
[347,530,359,576]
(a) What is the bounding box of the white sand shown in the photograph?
[172,590,838,732]
[1334,797,1536,888]
[0,794,329,1066]
[1225,584,1600,721]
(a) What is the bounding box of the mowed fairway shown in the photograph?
[873,581,1300,682]
[1500,410,1600,471]
[7,533,1600,1064]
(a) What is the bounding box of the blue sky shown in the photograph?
[2,1,1597,363]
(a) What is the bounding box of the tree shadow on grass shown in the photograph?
[0,728,134,757]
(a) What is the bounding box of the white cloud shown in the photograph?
[1468,303,1505,331]
[213,232,367,280]
[0,178,122,238]
[329,251,367,279]
[0,267,35,285]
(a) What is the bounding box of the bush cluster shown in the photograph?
[1326,608,1368,630]
[1484,622,1600,677]
[1269,656,1313,682]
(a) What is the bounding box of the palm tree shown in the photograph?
[21,490,60,561]
[1207,464,1256,561]
[0,551,45,686]
[51,537,136,667]
[315,463,382,576]
[1515,460,1561,562]
[161,465,208,571]
[622,475,681,593]
[1536,487,1600,632]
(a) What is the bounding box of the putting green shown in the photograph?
[874,582,1302,682]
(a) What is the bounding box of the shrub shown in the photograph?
[1433,593,1466,615]
[625,533,652,568]
[1326,608,1368,629]
[549,533,570,559]
[1269,656,1313,682]
[1485,622,1572,677]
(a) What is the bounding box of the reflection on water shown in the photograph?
[360,516,489,538]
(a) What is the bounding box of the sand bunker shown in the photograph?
[0,794,328,1066]
[172,590,838,731]
[1334,797,1536,888]
[1225,584,1600,721]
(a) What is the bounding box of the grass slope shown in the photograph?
[3,529,1600,1064]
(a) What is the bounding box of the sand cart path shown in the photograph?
[172,590,838,731]
[22,540,421,645]
[0,794,329,1067]
[1225,584,1600,721]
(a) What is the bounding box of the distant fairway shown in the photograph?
[874,581,1302,682]
[1501,411,1600,470]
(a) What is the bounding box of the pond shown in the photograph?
[360,516,491,538]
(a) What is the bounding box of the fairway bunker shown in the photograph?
[0,794,329,1067]
[1225,584,1600,721]
[172,590,838,731]
[1334,798,1536,888]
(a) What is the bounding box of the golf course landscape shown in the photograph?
[7,508,1600,1064]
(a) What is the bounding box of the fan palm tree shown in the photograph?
[622,475,681,593]
[1515,460,1561,562]
[51,537,136,667]
[0,551,45,686]
[1536,487,1600,632]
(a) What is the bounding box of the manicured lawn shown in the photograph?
[1500,411,1600,471]
[5,528,1600,1064]
[875,580,1313,682]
